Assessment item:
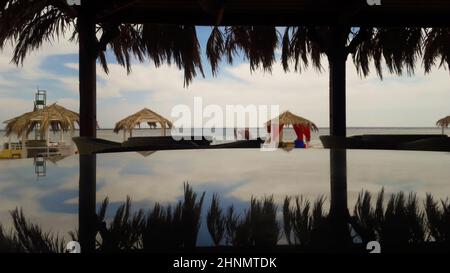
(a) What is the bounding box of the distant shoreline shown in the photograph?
[0,127,443,131]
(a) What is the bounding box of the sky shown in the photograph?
[0,26,449,129]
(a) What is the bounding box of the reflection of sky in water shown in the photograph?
[1,149,450,245]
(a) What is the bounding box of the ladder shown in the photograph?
[34,155,46,177]
[34,89,47,111]
[33,89,47,140]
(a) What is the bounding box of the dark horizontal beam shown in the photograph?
[98,6,450,27]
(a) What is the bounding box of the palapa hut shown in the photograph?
[266,111,318,147]
[114,108,173,140]
[4,103,79,144]
[436,116,450,134]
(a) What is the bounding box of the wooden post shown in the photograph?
[328,26,347,138]
[329,148,349,247]
[78,0,97,253]
[79,154,96,253]
[21,134,27,158]
[46,128,50,147]
[78,2,97,139]
[328,25,350,249]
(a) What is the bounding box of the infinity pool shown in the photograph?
[1,149,449,246]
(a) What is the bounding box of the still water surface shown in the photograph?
[1,148,449,246]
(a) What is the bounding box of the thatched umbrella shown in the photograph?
[3,103,79,142]
[266,111,318,144]
[267,111,318,130]
[436,116,450,134]
[113,108,173,140]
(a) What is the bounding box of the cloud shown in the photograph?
[90,59,450,128]
[0,97,34,121]
[1,32,450,129]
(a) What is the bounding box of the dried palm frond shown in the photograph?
[11,7,72,65]
[223,26,250,65]
[142,24,204,87]
[0,1,74,59]
[224,26,278,73]
[0,2,204,87]
[352,27,423,78]
[436,116,450,128]
[281,26,326,73]
[107,24,146,74]
[423,28,450,73]
[206,26,225,76]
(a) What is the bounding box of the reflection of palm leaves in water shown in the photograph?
[283,195,327,247]
[207,194,226,246]
[0,208,65,253]
[352,190,428,246]
[425,194,450,242]
[1,187,450,252]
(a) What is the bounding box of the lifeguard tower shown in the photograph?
[33,89,47,140]
[34,155,46,177]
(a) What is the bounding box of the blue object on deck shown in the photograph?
[295,139,305,148]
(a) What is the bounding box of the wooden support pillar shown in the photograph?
[329,148,350,247]
[78,1,97,253]
[328,26,351,249]
[45,128,50,147]
[78,2,97,139]
[328,26,348,138]
[79,154,96,253]
[21,134,27,158]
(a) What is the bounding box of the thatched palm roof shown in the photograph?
[113,108,173,133]
[436,116,450,128]
[266,111,318,131]
[3,103,79,138]
[2,1,447,87]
